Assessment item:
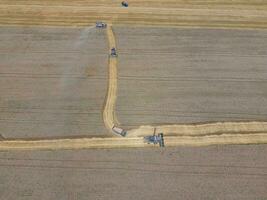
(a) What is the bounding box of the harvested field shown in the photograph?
[1,0,267,29]
[115,27,267,130]
[0,0,267,146]
[0,26,109,139]
[0,1,267,198]
[0,145,267,199]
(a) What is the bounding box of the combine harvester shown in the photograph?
[144,133,165,147]
[143,128,165,147]
[110,47,118,57]
[96,22,107,28]
[121,1,129,7]
[112,125,165,147]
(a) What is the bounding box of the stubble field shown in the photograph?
[0,26,109,139]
